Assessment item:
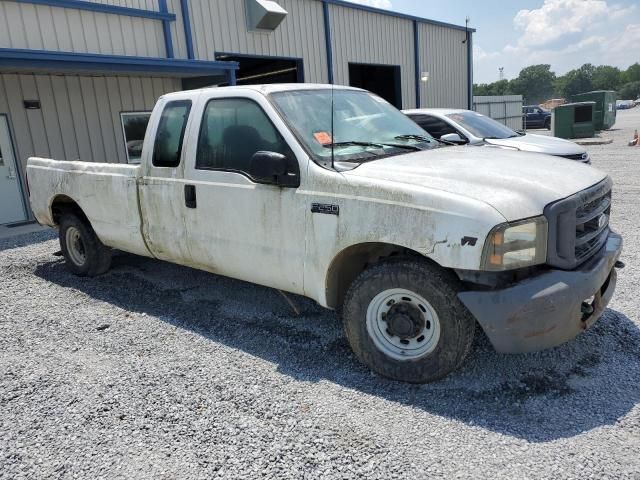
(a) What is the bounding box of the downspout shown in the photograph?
[322,0,334,84]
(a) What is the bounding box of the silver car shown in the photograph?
[403,108,590,164]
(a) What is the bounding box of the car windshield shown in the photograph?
[446,111,519,139]
[270,89,438,167]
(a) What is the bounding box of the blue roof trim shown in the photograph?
[323,0,476,32]
[0,48,239,76]
[158,0,174,58]
[180,0,195,60]
[13,0,176,21]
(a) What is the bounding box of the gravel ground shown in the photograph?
[2,110,640,480]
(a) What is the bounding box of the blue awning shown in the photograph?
[0,48,239,79]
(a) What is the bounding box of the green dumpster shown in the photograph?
[552,102,596,139]
[571,90,617,130]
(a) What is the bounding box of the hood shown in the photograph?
[343,146,607,221]
[485,134,586,157]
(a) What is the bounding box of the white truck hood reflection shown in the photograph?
[485,133,585,157]
[342,146,607,221]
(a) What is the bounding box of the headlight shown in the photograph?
[482,216,548,271]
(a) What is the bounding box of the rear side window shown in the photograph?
[152,100,192,168]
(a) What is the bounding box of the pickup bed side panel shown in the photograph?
[27,158,151,258]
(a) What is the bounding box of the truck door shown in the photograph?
[181,94,306,295]
[138,97,195,264]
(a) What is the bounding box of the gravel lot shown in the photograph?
[2,109,640,479]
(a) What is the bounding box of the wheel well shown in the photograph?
[50,195,89,226]
[325,242,437,310]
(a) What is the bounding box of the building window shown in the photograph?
[120,112,151,164]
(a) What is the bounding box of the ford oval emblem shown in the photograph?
[598,214,608,229]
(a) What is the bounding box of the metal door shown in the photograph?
[0,115,27,225]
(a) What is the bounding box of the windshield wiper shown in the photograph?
[324,140,421,152]
[394,134,433,142]
[323,141,385,149]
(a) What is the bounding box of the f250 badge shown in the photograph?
[311,203,340,216]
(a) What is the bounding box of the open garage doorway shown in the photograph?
[348,63,402,109]
[216,53,304,86]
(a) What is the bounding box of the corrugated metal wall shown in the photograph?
[0,73,180,175]
[418,23,468,109]
[187,0,328,83]
[0,0,166,57]
[473,95,524,130]
[328,3,415,109]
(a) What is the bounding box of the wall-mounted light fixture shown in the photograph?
[420,72,430,84]
[23,100,41,110]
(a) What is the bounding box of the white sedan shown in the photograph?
[403,108,590,164]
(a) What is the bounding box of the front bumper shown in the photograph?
[458,231,623,353]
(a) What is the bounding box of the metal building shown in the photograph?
[0,0,474,225]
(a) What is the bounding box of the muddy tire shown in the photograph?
[59,214,112,277]
[342,259,475,383]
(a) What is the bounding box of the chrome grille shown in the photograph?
[544,178,612,269]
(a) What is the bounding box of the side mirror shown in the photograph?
[440,133,467,144]
[249,151,288,185]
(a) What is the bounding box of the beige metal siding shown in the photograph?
[474,95,524,130]
[0,73,180,182]
[419,23,468,108]
[187,0,328,83]
[329,4,415,109]
[0,0,166,57]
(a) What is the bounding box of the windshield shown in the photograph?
[446,111,519,139]
[270,89,437,167]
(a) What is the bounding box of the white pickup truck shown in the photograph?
[28,84,623,383]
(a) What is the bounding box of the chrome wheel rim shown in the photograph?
[65,226,87,266]
[366,288,441,361]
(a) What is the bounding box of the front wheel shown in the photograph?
[342,260,475,383]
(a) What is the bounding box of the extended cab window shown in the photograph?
[152,100,191,168]
[196,98,295,176]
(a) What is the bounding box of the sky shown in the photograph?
[348,0,640,84]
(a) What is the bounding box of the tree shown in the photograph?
[619,81,640,100]
[509,64,556,104]
[473,79,511,96]
[592,65,622,91]
[623,63,640,83]
[554,64,595,98]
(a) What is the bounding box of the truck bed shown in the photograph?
[27,158,150,257]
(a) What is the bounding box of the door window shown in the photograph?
[195,98,295,177]
[152,100,192,168]
[412,115,457,139]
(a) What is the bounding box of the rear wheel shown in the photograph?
[342,260,475,383]
[545,118,551,130]
[59,214,112,276]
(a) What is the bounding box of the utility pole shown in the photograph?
[499,67,504,81]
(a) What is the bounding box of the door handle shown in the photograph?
[184,184,197,208]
